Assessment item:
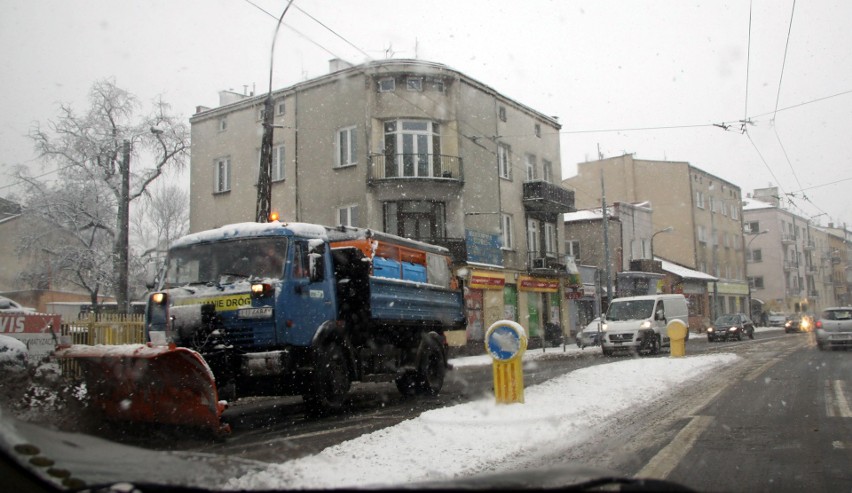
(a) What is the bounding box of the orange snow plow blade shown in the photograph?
[56,344,230,435]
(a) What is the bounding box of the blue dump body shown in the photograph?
[369,276,464,326]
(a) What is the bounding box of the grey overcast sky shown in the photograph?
[2,0,851,227]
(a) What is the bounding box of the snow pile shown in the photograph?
[0,335,86,428]
[227,353,739,490]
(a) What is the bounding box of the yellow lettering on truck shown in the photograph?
[173,294,252,312]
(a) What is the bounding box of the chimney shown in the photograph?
[329,58,353,73]
[195,105,211,114]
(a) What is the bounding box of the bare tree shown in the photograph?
[16,79,189,312]
[129,182,189,299]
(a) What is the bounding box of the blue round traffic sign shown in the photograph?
[484,320,527,361]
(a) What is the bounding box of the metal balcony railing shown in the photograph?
[522,180,575,214]
[369,153,463,183]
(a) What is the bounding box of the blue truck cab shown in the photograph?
[146,222,465,411]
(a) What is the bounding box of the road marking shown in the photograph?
[635,415,714,480]
[745,357,783,382]
[826,380,851,418]
[832,441,846,449]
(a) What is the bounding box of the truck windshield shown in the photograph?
[606,299,655,321]
[163,237,289,287]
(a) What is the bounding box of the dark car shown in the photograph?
[784,314,813,333]
[707,313,755,342]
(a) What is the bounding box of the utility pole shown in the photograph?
[256,1,295,223]
[116,139,130,314]
[601,171,613,307]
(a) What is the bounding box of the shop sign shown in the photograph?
[465,229,503,266]
[518,276,559,293]
[469,271,506,290]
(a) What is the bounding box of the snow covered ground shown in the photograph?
[227,347,746,489]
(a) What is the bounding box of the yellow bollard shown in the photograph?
[484,320,528,404]
[667,319,688,358]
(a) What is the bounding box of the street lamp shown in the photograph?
[256,0,296,223]
[745,230,768,321]
[650,226,674,260]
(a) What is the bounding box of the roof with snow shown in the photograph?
[742,197,775,211]
[656,257,717,281]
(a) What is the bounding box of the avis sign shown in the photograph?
[0,313,62,359]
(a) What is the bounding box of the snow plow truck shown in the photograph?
[57,222,466,435]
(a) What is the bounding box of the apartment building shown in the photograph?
[742,187,849,314]
[562,154,748,318]
[188,59,575,350]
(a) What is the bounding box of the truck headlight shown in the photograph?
[728,326,738,332]
[707,327,715,332]
[640,320,651,329]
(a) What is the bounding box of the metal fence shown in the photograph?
[58,313,146,380]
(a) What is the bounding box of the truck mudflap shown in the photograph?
[55,343,230,436]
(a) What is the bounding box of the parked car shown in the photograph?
[814,307,852,350]
[707,313,755,342]
[767,311,787,327]
[784,314,813,333]
[576,318,604,349]
[0,295,35,313]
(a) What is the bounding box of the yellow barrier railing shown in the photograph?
[59,313,146,380]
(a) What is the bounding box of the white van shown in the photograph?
[600,294,689,356]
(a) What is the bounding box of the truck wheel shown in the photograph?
[395,372,418,397]
[416,341,446,396]
[304,341,350,416]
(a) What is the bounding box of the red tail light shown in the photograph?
[815,320,822,329]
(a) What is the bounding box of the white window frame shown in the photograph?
[527,218,540,256]
[497,143,511,180]
[542,159,553,184]
[697,225,707,243]
[731,204,739,220]
[214,157,231,193]
[218,118,227,132]
[272,144,285,182]
[338,205,359,227]
[276,100,285,115]
[336,126,357,168]
[544,222,557,257]
[501,213,514,250]
[534,123,541,138]
[566,240,580,261]
[525,154,537,182]
[696,191,704,209]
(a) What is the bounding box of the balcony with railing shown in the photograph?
[781,234,796,244]
[522,181,575,214]
[783,260,798,271]
[527,250,563,272]
[803,240,815,250]
[368,153,463,185]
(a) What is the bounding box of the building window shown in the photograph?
[383,120,442,178]
[276,100,285,115]
[544,222,557,257]
[534,123,541,138]
[745,221,760,234]
[527,219,540,257]
[338,205,359,227]
[257,107,267,121]
[501,214,514,250]
[750,249,762,262]
[256,145,286,183]
[696,191,704,209]
[697,225,707,243]
[542,160,553,184]
[525,154,537,182]
[336,126,357,168]
[499,106,507,122]
[430,79,445,92]
[497,143,512,180]
[749,276,765,289]
[405,77,422,91]
[218,118,227,132]
[566,240,580,261]
[378,78,395,92]
[214,157,231,193]
[730,204,739,220]
[383,201,445,242]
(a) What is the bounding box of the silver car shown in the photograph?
[815,307,852,350]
